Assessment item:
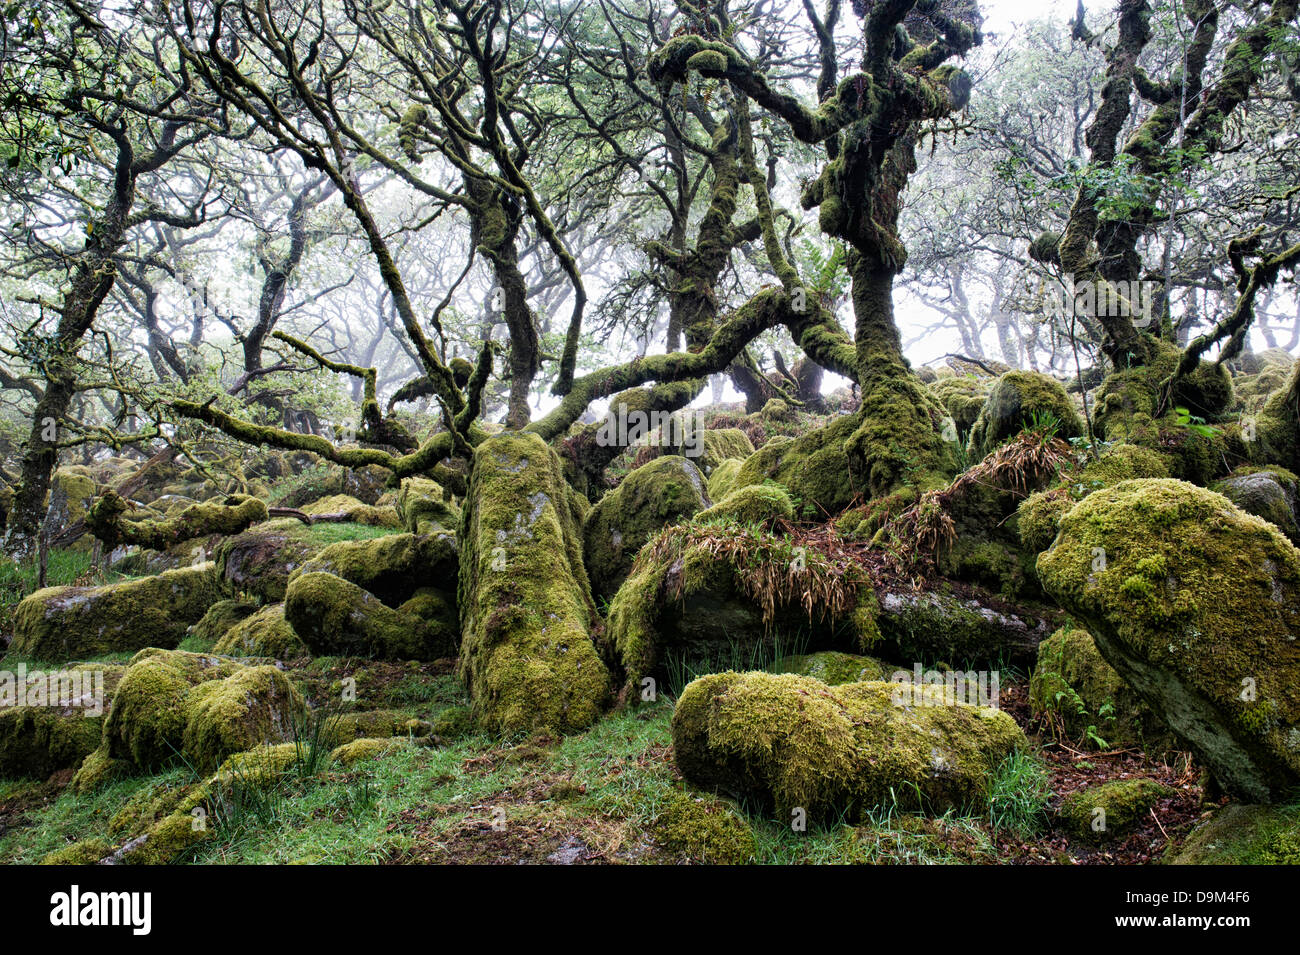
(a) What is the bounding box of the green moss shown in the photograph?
[396,477,460,534]
[0,704,104,778]
[929,376,989,441]
[293,531,458,608]
[1029,627,1171,751]
[707,458,745,501]
[1059,778,1172,842]
[458,433,610,736]
[772,651,890,685]
[181,599,259,652]
[99,649,305,775]
[212,603,306,658]
[694,483,795,526]
[734,413,862,516]
[429,704,473,739]
[650,788,755,863]
[318,708,431,748]
[847,378,958,498]
[966,371,1083,459]
[302,494,400,528]
[673,672,1024,821]
[39,838,112,864]
[285,571,449,660]
[1170,803,1300,864]
[1037,479,1300,802]
[88,491,268,551]
[329,737,406,767]
[11,563,220,659]
[1017,490,1074,554]
[582,455,710,600]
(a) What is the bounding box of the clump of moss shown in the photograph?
[330,737,406,767]
[458,433,610,736]
[1059,778,1172,842]
[966,371,1083,459]
[430,705,474,739]
[1037,478,1300,802]
[11,563,220,659]
[285,571,449,660]
[694,483,795,525]
[673,672,1025,821]
[39,839,113,865]
[582,455,710,600]
[318,708,431,747]
[650,789,755,864]
[212,603,306,658]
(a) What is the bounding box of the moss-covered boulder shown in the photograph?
[302,494,400,528]
[11,563,220,659]
[396,477,460,533]
[1029,627,1172,751]
[582,455,710,600]
[1059,778,1173,842]
[1211,468,1300,545]
[98,648,305,774]
[458,432,610,736]
[929,375,989,442]
[214,518,323,602]
[285,571,451,661]
[606,523,880,695]
[694,483,795,525]
[0,663,125,778]
[631,426,756,477]
[183,598,260,652]
[673,672,1024,819]
[211,603,306,658]
[772,651,891,685]
[732,412,862,516]
[1169,803,1300,864]
[293,531,458,608]
[966,371,1082,459]
[707,458,745,501]
[1038,479,1300,802]
[1017,444,1173,554]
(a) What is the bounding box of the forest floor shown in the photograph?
[0,644,1218,865]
